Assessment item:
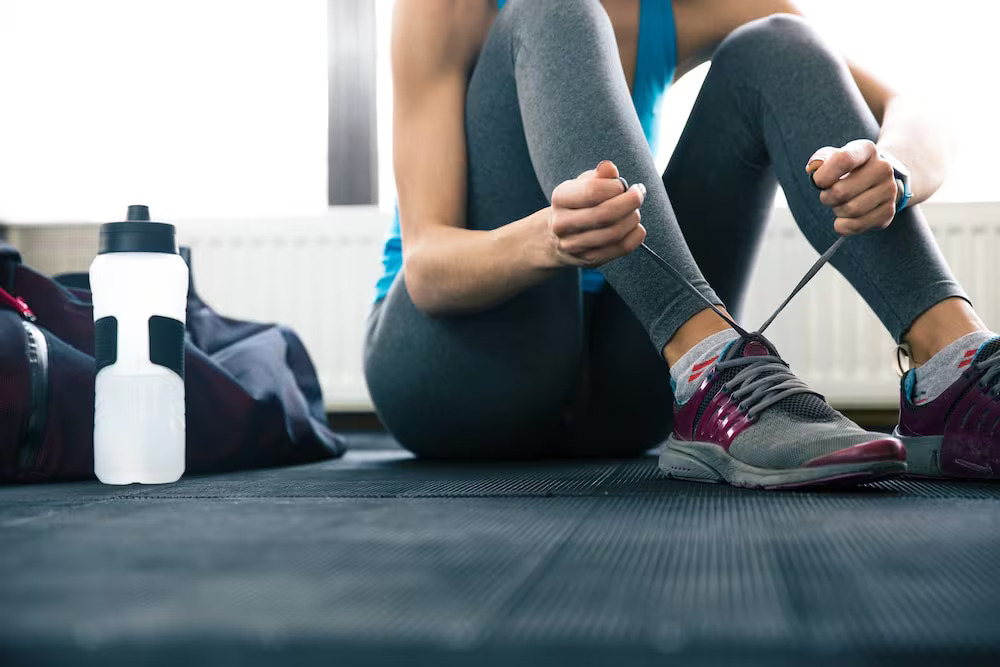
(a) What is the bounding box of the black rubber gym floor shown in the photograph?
[2,433,1000,666]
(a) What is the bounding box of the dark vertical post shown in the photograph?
[328,0,378,205]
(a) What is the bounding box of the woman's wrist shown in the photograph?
[501,207,562,273]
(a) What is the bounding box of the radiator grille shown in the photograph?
[175,209,385,411]
[6,204,998,410]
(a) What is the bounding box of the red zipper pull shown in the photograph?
[0,287,37,321]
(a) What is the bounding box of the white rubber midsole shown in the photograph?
[660,438,906,490]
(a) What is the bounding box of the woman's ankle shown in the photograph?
[663,307,736,367]
[903,297,990,365]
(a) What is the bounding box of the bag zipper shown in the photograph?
[19,320,50,471]
[0,287,49,471]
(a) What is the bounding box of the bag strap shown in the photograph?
[0,241,22,292]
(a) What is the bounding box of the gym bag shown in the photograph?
[0,241,345,483]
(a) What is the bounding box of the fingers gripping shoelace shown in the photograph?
[620,176,846,418]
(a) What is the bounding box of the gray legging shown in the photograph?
[364,0,965,460]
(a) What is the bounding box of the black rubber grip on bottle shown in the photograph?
[148,316,185,379]
[94,316,118,372]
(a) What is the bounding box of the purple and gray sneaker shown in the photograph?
[629,223,904,489]
[894,337,1000,478]
[660,335,906,489]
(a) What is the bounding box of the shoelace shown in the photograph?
[640,237,841,419]
[715,356,815,420]
[624,174,845,419]
[974,348,1000,397]
[636,235,844,340]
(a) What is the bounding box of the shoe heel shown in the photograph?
[893,428,946,478]
[659,444,723,483]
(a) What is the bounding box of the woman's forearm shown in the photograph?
[876,95,957,206]
[402,209,561,315]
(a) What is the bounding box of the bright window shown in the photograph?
[0,0,328,223]
[1,1,995,224]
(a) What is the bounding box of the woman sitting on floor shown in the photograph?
[364,0,998,488]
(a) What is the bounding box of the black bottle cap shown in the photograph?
[126,204,151,221]
[98,205,178,255]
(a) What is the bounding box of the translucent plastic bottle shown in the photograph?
[90,205,188,484]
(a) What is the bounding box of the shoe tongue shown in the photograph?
[724,334,779,361]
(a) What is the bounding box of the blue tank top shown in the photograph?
[375,0,677,301]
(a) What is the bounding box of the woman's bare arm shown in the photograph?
[392,0,558,315]
[392,0,646,315]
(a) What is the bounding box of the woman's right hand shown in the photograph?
[547,160,647,269]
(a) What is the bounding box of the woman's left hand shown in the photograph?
[806,139,899,236]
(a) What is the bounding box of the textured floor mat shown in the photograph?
[2,433,1000,666]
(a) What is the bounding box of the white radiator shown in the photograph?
[5,203,999,410]
[174,207,387,412]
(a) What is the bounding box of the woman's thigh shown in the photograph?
[364,270,583,460]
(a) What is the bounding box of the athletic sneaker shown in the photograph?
[628,208,904,489]
[894,337,1000,478]
[659,334,906,489]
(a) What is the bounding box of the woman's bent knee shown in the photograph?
[712,14,832,79]
[500,0,612,45]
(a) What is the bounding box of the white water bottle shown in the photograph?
[90,205,188,485]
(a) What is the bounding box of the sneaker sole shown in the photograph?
[892,429,999,480]
[659,437,906,490]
